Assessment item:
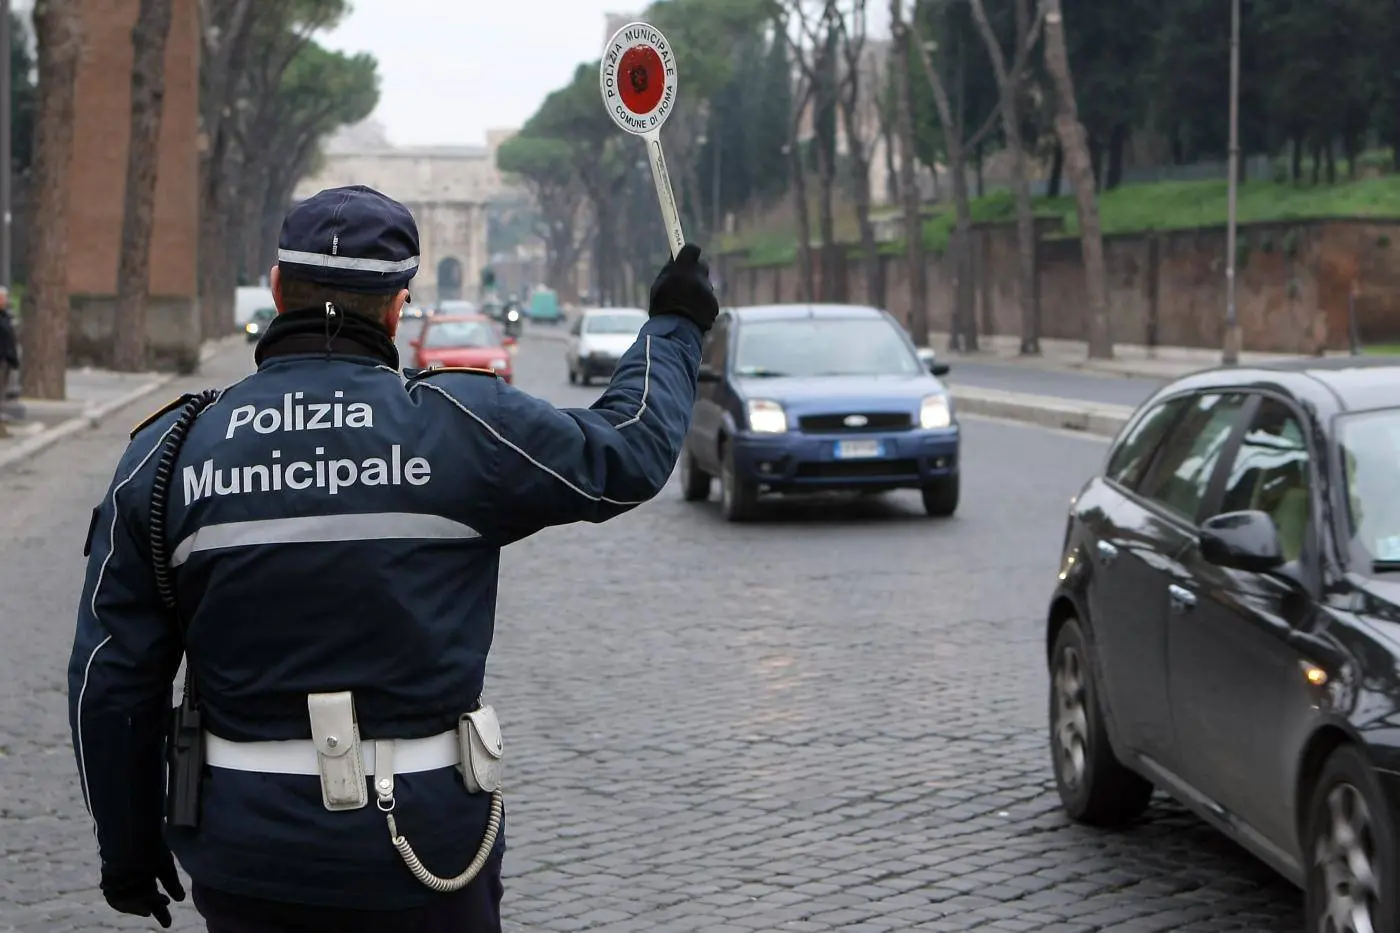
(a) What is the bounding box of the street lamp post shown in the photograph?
[1223,0,1241,365]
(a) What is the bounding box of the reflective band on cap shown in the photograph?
[170,512,479,566]
[278,248,421,274]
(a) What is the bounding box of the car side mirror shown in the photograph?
[697,365,721,384]
[1199,510,1285,573]
[931,362,951,377]
[503,336,517,347]
[409,338,421,350]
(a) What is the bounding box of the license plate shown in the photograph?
[835,439,883,459]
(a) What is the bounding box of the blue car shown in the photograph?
[679,303,959,521]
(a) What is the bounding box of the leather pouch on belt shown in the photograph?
[308,691,368,811]
[458,705,503,794]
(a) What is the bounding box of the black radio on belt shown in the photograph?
[147,389,221,829]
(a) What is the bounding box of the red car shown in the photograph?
[407,314,515,383]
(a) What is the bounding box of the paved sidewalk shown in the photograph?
[927,331,1342,381]
[0,335,246,473]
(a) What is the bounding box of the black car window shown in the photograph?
[1214,397,1311,562]
[702,318,728,371]
[1137,393,1249,522]
[1105,397,1187,490]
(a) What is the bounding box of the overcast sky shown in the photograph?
[322,0,891,147]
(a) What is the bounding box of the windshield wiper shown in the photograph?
[737,368,788,377]
[1372,560,1400,574]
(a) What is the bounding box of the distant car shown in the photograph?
[1046,357,1400,932]
[395,314,426,363]
[679,303,957,522]
[566,308,647,386]
[244,307,276,343]
[407,314,513,383]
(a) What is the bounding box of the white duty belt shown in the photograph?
[204,730,460,775]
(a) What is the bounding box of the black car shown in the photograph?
[243,307,276,343]
[1047,357,1400,931]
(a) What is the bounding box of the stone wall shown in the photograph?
[716,217,1400,353]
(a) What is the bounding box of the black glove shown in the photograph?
[648,243,719,334]
[101,851,185,929]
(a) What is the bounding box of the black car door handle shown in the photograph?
[1168,584,1197,613]
[1096,540,1119,564]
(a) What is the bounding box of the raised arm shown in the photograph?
[415,245,718,544]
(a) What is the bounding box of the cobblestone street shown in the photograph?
[0,334,1301,932]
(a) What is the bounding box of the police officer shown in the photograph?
[66,184,718,932]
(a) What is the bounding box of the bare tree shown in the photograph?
[834,0,883,309]
[197,0,258,342]
[112,0,176,372]
[968,0,1045,355]
[783,43,819,302]
[909,12,979,351]
[22,0,83,399]
[784,0,843,301]
[1042,0,1111,358]
[889,0,928,345]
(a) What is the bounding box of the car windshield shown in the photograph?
[438,301,475,315]
[733,317,919,377]
[1338,409,1400,568]
[585,312,646,334]
[252,307,276,322]
[422,320,498,349]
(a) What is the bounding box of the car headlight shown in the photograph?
[506,309,520,322]
[747,399,787,433]
[245,322,260,334]
[920,394,952,429]
[490,357,508,370]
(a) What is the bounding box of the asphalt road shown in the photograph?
[0,334,1300,932]
[944,360,1165,408]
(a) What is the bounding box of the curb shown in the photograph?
[950,386,1133,438]
[0,334,243,474]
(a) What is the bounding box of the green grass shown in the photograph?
[728,175,1400,266]
[1364,343,1400,355]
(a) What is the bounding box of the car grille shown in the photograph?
[797,412,912,433]
[795,458,920,479]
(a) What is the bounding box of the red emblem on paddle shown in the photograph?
[618,45,665,115]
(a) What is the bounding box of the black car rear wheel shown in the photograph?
[921,475,959,517]
[1305,744,1397,933]
[719,442,759,522]
[1049,617,1153,826]
[680,449,711,502]
[568,361,578,385]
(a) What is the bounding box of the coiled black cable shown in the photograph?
[149,389,221,611]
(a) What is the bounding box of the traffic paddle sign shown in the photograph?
[600,22,684,258]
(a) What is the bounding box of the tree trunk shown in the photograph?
[789,135,815,303]
[837,34,882,308]
[112,0,175,372]
[1043,0,1111,358]
[890,1,927,346]
[969,0,1040,354]
[912,18,977,351]
[1106,123,1127,190]
[23,0,83,399]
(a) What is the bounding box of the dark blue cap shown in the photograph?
[277,185,420,294]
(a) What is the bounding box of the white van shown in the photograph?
[235,286,276,327]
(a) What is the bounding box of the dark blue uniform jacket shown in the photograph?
[66,311,702,908]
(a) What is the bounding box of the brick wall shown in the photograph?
[64,0,200,370]
[717,217,1400,353]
